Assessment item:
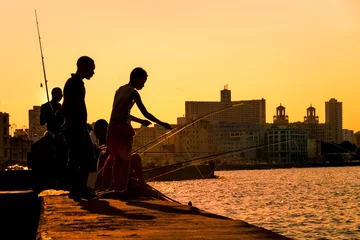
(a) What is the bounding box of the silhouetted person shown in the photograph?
[93,119,108,147]
[62,56,96,200]
[40,87,64,134]
[88,119,109,172]
[92,119,109,191]
[102,67,172,193]
[31,87,66,191]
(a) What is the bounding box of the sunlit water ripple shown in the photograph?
[149,166,360,240]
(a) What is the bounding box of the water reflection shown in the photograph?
[150,167,360,240]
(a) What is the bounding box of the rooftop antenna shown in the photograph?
[35,10,50,102]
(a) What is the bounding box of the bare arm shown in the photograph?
[132,91,172,129]
[130,115,151,126]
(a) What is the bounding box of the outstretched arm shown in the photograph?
[130,115,151,127]
[132,91,172,129]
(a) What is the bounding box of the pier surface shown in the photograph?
[37,192,290,240]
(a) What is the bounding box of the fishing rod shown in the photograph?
[145,157,218,182]
[143,139,293,173]
[132,103,243,154]
[144,140,296,182]
[145,184,181,204]
[35,10,50,102]
[96,104,245,177]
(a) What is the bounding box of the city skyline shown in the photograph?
[0,94,357,133]
[1,1,359,132]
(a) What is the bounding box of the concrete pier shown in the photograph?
[0,190,41,240]
[37,193,290,240]
[0,170,291,239]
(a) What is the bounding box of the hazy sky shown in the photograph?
[1,0,359,132]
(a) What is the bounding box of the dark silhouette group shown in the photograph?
[31,56,172,201]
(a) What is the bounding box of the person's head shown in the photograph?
[76,56,95,80]
[93,119,108,139]
[51,87,62,102]
[129,67,147,90]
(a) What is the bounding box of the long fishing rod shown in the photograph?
[145,147,242,182]
[143,139,293,173]
[145,139,297,182]
[133,103,243,154]
[35,10,50,102]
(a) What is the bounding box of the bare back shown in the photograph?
[109,84,136,125]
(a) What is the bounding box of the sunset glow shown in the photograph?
[1,0,359,131]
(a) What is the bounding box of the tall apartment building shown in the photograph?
[0,112,10,163]
[28,106,46,142]
[325,98,343,143]
[185,87,266,125]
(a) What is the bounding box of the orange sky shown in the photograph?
[0,0,359,132]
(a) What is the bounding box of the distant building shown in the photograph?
[267,105,313,163]
[28,106,46,142]
[342,129,354,143]
[354,132,360,147]
[209,121,264,163]
[177,116,192,126]
[265,125,308,164]
[273,104,289,125]
[133,124,177,167]
[307,139,322,162]
[291,105,334,143]
[304,105,318,124]
[14,128,29,139]
[9,137,33,163]
[0,112,10,163]
[325,98,343,143]
[175,119,212,162]
[185,87,266,125]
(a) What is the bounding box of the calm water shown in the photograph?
[149,167,360,240]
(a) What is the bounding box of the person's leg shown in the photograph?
[102,154,115,190]
[55,133,69,189]
[66,128,83,199]
[94,150,108,191]
[112,148,132,192]
[106,124,134,192]
[131,154,145,188]
[81,130,94,193]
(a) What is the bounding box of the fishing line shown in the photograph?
[132,103,243,154]
[175,134,205,179]
[144,140,294,181]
